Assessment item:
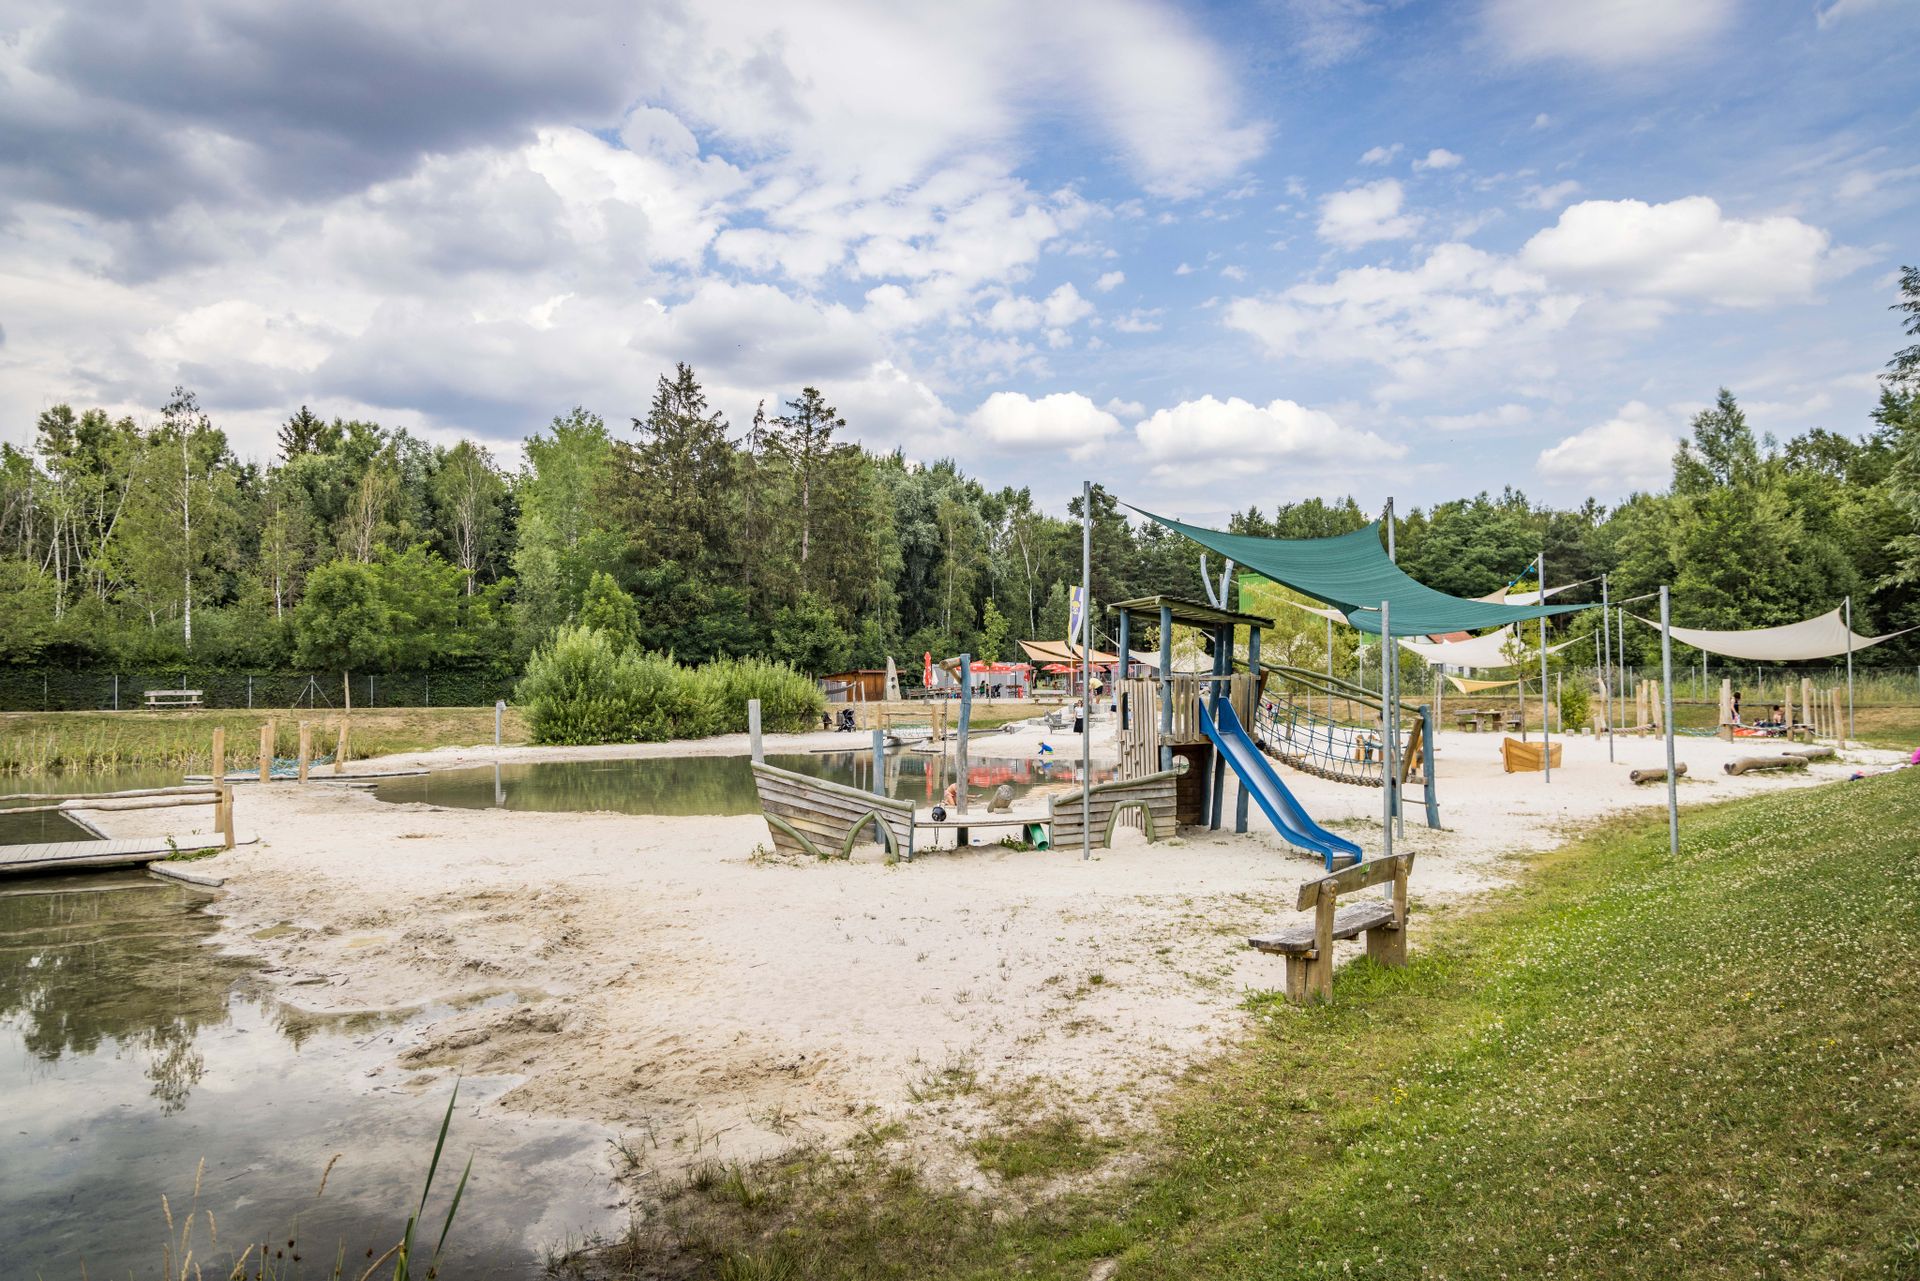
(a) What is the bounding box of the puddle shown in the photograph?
[373,750,1109,816]
[0,871,619,1278]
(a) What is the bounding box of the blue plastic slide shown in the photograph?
[1197,697,1364,870]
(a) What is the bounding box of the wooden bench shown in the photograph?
[1048,761,1186,849]
[750,761,917,861]
[1248,851,1413,1003]
[144,689,204,708]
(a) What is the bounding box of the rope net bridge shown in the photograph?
[1251,666,1439,827]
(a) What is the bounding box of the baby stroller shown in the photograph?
[835,707,857,732]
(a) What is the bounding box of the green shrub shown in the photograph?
[515,628,826,744]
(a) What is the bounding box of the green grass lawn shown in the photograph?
[576,769,1920,1280]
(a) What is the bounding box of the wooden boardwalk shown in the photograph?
[0,833,252,876]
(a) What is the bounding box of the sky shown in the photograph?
[1,0,1916,523]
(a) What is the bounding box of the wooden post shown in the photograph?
[210,728,226,834]
[1366,858,1409,968]
[220,785,235,848]
[748,698,764,763]
[1719,677,1734,740]
[1158,603,1174,773]
[1800,677,1813,734]
[334,719,349,775]
[1310,883,1336,1002]
[343,671,351,714]
[259,719,275,783]
[298,723,312,783]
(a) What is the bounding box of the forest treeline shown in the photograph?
[3,270,1918,680]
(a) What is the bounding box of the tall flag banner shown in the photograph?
[1068,585,1086,647]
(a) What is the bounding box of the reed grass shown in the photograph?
[138,1086,470,1280]
[0,707,529,776]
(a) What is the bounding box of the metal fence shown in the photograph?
[0,669,517,712]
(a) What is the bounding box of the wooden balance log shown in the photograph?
[1723,754,1810,776]
[1628,763,1687,785]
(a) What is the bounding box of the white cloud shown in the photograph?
[1483,0,1736,66]
[1317,178,1421,248]
[1413,148,1463,171]
[1094,270,1126,292]
[1521,180,1582,210]
[1817,0,1900,28]
[968,390,1120,457]
[1280,0,1386,67]
[1426,403,1534,433]
[1103,396,1146,419]
[1520,196,1847,306]
[1222,243,1580,400]
[984,282,1095,333]
[1134,394,1404,468]
[1531,113,1553,130]
[1220,264,1248,281]
[1112,308,1164,333]
[1536,401,1679,491]
[1175,262,1197,275]
[1360,144,1403,166]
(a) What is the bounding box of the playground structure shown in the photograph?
[1106,594,1428,869]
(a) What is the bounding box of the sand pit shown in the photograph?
[94,720,1906,1186]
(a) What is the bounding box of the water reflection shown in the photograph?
[0,872,617,1278]
[375,751,1108,816]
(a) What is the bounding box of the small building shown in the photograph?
[820,670,890,703]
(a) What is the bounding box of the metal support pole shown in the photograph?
[1207,624,1227,831]
[1844,595,1855,747]
[1379,600,1393,864]
[1158,604,1174,773]
[1538,552,1550,783]
[1238,626,1260,834]
[1388,630,1403,837]
[1080,480,1092,861]
[1601,575,1614,762]
[1660,586,1679,857]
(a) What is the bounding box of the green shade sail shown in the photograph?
[1132,508,1588,638]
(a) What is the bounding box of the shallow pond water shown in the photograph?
[373,749,1108,816]
[0,872,618,1278]
[0,765,184,845]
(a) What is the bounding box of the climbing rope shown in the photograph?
[1251,665,1426,788]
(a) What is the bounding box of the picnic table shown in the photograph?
[1453,707,1519,733]
[144,689,204,708]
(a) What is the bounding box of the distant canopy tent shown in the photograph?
[1131,510,1588,637]
[1475,579,1593,606]
[1398,625,1584,670]
[1626,607,1914,662]
[1017,640,1119,666]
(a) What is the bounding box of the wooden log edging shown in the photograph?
[1723,755,1810,776]
[1629,764,1688,785]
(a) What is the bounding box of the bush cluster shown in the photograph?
[515,626,826,745]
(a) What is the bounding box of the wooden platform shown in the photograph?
[0,832,256,876]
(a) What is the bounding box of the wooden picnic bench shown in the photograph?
[1455,708,1520,733]
[1248,851,1413,1003]
[144,689,204,708]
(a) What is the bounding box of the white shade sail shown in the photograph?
[1629,607,1912,662]
[1398,625,1583,670]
